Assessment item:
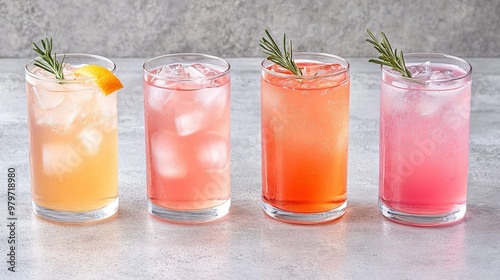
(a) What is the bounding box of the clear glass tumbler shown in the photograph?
[26,54,119,223]
[261,53,350,224]
[378,53,472,226]
[143,53,231,223]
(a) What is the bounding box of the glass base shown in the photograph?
[148,199,231,224]
[262,200,347,224]
[33,198,119,223]
[379,199,466,227]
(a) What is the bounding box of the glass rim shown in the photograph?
[261,52,350,79]
[25,53,116,84]
[381,52,472,84]
[143,53,230,82]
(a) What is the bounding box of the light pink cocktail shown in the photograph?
[379,53,472,226]
[143,54,230,223]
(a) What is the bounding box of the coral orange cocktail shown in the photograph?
[26,43,122,222]
[261,53,350,223]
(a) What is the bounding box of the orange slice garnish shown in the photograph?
[74,65,123,95]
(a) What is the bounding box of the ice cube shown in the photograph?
[33,87,64,109]
[154,64,186,78]
[68,87,94,103]
[43,144,82,180]
[35,98,79,132]
[151,63,223,88]
[193,86,228,120]
[145,85,173,113]
[185,64,223,85]
[101,114,118,133]
[147,77,178,89]
[280,78,303,89]
[185,65,206,79]
[191,63,221,77]
[151,130,187,178]
[72,92,96,121]
[301,63,344,76]
[62,64,77,80]
[415,92,451,117]
[64,87,96,122]
[430,69,454,80]
[409,61,432,80]
[174,102,206,136]
[271,64,293,74]
[427,66,465,89]
[95,90,117,118]
[300,76,346,89]
[196,132,230,171]
[78,127,103,156]
[98,94,118,132]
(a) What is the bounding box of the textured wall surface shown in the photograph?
[1,0,500,58]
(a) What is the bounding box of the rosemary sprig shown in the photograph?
[259,29,302,76]
[365,29,412,78]
[32,38,65,80]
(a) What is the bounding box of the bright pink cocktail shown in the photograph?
[143,54,230,223]
[379,53,472,226]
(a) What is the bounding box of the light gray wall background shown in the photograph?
[1,0,499,58]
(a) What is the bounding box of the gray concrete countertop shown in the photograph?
[1,58,499,279]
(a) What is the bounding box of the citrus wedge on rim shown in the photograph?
[74,65,123,95]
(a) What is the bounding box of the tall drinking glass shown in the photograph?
[379,53,472,226]
[143,53,231,223]
[26,54,119,223]
[261,53,350,224]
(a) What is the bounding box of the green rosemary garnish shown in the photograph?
[259,29,303,76]
[366,29,412,78]
[32,38,65,80]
